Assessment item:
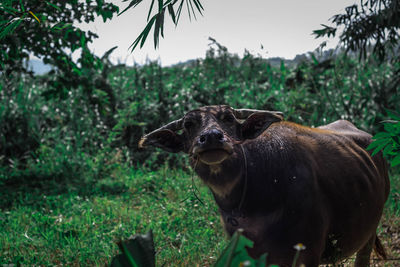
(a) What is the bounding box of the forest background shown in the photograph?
[0,0,399,265]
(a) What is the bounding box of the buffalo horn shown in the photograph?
[233,108,284,119]
[139,118,183,148]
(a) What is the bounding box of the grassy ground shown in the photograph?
[0,166,227,266]
[1,167,399,266]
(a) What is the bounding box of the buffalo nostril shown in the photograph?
[199,135,206,144]
[216,132,224,141]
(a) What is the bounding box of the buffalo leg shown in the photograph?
[354,234,375,267]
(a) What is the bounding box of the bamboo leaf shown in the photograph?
[186,0,192,21]
[160,8,165,37]
[29,11,41,23]
[188,0,198,20]
[167,4,176,24]
[45,1,61,11]
[19,0,25,12]
[118,0,144,16]
[154,14,161,48]
[130,15,157,51]
[2,6,19,15]
[158,0,163,13]
[140,16,156,47]
[192,0,204,15]
[176,0,184,23]
[0,18,22,40]
[147,0,155,21]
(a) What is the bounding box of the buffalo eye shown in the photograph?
[222,113,235,123]
[184,120,195,129]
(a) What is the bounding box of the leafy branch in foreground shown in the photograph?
[110,229,270,267]
[0,0,119,75]
[120,0,203,51]
[368,110,400,167]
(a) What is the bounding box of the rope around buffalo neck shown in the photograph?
[190,157,205,206]
[237,143,248,213]
[187,144,248,216]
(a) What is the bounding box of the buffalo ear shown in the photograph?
[241,112,283,139]
[139,129,184,153]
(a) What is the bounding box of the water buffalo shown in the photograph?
[139,105,390,267]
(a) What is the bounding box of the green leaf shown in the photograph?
[158,0,163,13]
[186,0,193,20]
[391,154,400,167]
[367,135,390,151]
[52,22,73,31]
[385,109,400,121]
[80,34,86,48]
[384,122,395,133]
[19,0,25,12]
[1,6,19,15]
[0,18,22,40]
[175,0,185,23]
[129,15,157,51]
[188,0,197,20]
[118,0,144,16]
[312,24,337,38]
[382,143,394,157]
[147,0,155,21]
[45,1,61,11]
[193,0,204,14]
[371,140,390,156]
[373,132,391,139]
[167,4,176,24]
[101,46,118,60]
[214,229,267,267]
[140,15,156,47]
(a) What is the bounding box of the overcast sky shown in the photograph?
[81,0,357,66]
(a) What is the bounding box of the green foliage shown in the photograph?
[213,229,267,267]
[314,0,400,60]
[121,0,204,50]
[0,47,122,184]
[368,111,400,167]
[110,228,269,267]
[0,167,227,266]
[1,41,399,185]
[0,0,119,99]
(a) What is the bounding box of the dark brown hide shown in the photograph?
[139,106,390,267]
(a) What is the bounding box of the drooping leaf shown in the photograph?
[192,0,204,15]
[147,0,155,21]
[167,4,176,24]
[0,18,22,40]
[110,230,156,267]
[118,0,144,16]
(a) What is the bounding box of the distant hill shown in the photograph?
[28,48,340,74]
[171,48,340,69]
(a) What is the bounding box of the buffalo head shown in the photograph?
[139,105,283,166]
